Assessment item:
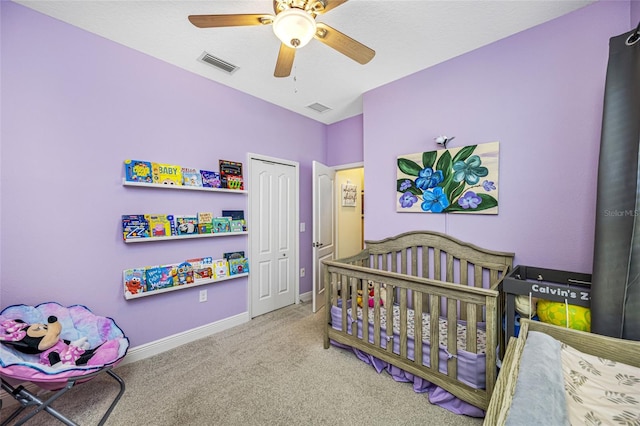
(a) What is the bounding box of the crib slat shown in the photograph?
[350,277,359,337]
[430,295,440,371]
[399,288,408,359]
[411,246,418,277]
[362,279,369,344]
[422,246,430,279]
[341,274,349,334]
[374,284,382,347]
[460,259,469,321]
[401,248,407,275]
[446,253,454,283]
[447,298,458,380]
[466,303,478,353]
[474,265,482,288]
[434,248,442,281]
[414,293,424,366]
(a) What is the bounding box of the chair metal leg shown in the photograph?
[1,366,125,426]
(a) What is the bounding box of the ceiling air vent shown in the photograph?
[307,102,331,113]
[198,52,239,74]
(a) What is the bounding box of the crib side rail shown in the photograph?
[323,260,499,410]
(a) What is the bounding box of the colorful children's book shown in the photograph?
[182,167,203,187]
[213,217,231,233]
[213,259,229,279]
[228,258,249,275]
[145,214,176,237]
[223,251,245,261]
[151,163,182,186]
[188,257,214,282]
[122,214,150,240]
[221,210,244,220]
[230,219,245,233]
[219,160,243,189]
[124,160,153,183]
[200,170,221,188]
[175,261,194,285]
[175,215,199,235]
[145,264,177,291]
[226,175,244,190]
[197,212,214,234]
[123,268,146,295]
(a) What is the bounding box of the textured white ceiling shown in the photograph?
[15,0,595,124]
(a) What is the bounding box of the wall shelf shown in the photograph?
[124,273,249,300]
[124,231,248,244]
[122,179,247,194]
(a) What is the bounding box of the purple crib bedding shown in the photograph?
[0,302,129,390]
[330,304,485,417]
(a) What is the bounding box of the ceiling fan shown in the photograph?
[188,0,375,78]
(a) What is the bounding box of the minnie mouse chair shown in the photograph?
[0,302,129,425]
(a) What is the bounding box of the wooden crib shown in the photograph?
[323,231,514,411]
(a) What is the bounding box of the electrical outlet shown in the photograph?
[300,268,305,277]
[199,289,207,302]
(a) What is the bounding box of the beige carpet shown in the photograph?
[1,302,483,425]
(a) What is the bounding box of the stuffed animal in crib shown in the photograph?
[357,281,386,308]
[0,316,120,368]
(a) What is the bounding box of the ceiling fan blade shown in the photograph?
[188,14,274,28]
[274,44,296,77]
[314,22,375,64]
[317,0,349,14]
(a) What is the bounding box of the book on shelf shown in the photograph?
[122,214,150,240]
[213,217,232,233]
[221,210,244,220]
[182,167,203,187]
[222,210,246,232]
[219,160,244,190]
[151,163,182,186]
[230,219,245,233]
[145,214,176,237]
[176,261,195,285]
[223,251,245,261]
[124,160,153,183]
[213,259,229,279]
[187,257,214,282]
[175,215,199,235]
[200,170,221,188]
[228,257,249,275]
[145,264,178,291]
[197,212,214,234]
[123,268,146,295]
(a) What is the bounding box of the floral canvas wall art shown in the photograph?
[397,141,499,214]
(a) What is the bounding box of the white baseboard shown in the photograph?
[0,312,251,409]
[299,291,312,303]
[120,311,250,365]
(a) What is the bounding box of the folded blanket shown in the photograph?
[505,331,569,426]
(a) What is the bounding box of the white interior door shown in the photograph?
[249,156,298,318]
[312,161,336,313]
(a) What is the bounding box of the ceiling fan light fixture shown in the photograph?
[272,8,317,48]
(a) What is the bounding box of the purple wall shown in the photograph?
[326,115,363,166]
[363,0,629,274]
[632,0,640,27]
[1,2,324,346]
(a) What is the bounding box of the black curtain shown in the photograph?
[591,24,640,339]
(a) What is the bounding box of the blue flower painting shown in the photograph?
[396,142,499,214]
